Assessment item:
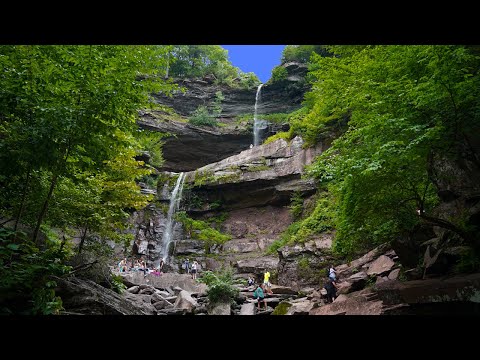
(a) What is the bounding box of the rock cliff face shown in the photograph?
[183,136,324,210]
[138,61,310,172]
[138,111,252,172]
[151,61,307,118]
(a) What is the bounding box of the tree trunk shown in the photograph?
[419,213,473,243]
[14,168,31,232]
[32,173,58,245]
[78,226,88,254]
[165,55,170,79]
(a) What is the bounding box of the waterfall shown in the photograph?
[160,172,185,264]
[253,83,267,146]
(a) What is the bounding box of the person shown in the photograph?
[253,283,267,310]
[183,258,190,274]
[118,258,127,273]
[263,270,273,295]
[247,276,254,287]
[191,260,198,280]
[324,276,338,303]
[249,144,254,149]
[159,259,165,273]
[329,265,337,281]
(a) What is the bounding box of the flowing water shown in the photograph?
[160,172,185,264]
[253,83,267,146]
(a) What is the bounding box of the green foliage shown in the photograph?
[0,45,174,248]
[167,45,260,88]
[189,105,218,127]
[263,129,294,146]
[247,165,270,172]
[260,112,291,124]
[135,129,166,169]
[140,174,158,188]
[0,228,71,314]
[282,45,333,63]
[267,191,335,254]
[271,66,288,82]
[272,301,292,315]
[289,191,304,219]
[110,273,127,294]
[199,267,239,305]
[287,45,480,257]
[175,211,231,251]
[454,247,480,273]
[188,91,224,127]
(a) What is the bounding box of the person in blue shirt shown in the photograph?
[253,283,267,310]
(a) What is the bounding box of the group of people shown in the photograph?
[182,258,199,280]
[117,257,165,277]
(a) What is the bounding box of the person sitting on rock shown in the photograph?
[253,283,267,311]
[324,276,338,304]
[247,276,255,287]
[118,258,127,273]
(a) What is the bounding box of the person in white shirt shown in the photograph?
[329,266,337,281]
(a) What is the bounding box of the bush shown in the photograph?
[0,228,71,314]
[271,66,288,82]
[188,106,218,127]
[199,268,239,305]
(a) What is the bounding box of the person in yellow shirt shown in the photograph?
[263,270,273,295]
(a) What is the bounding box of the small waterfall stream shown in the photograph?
[253,83,267,146]
[159,172,185,265]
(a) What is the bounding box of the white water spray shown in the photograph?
[253,83,267,146]
[160,172,185,264]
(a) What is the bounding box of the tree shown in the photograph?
[289,45,480,256]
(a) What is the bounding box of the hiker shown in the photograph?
[191,260,198,280]
[183,258,190,274]
[159,259,165,273]
[253,283,267,310]
[329,265,337,281]
[324,277,338,303]
[118,258,128,273]
[263,270,273,295]
[247,276,255,287]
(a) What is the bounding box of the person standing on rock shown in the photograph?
[263,270,273,295]
[159,259,165,274]
[329,265,337,281]
[253,283,267,311]
[183,258,190,274]
[324,276,338,303]
[191,260,198,280]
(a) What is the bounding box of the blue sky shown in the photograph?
[222,45,285,83]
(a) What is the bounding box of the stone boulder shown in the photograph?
[184,137,323,210]
[366,255,395,276]
[174,290,198,312]
[270,284,298,295]
[239,302,255,315]
[235,256,279,275]
[121,272,207,294]
[208,302,231,315]
[374,272,480,306]
[285,299,315,315]
[309,290,384,315]
[338,272,368,294]
[54,276,153,315]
